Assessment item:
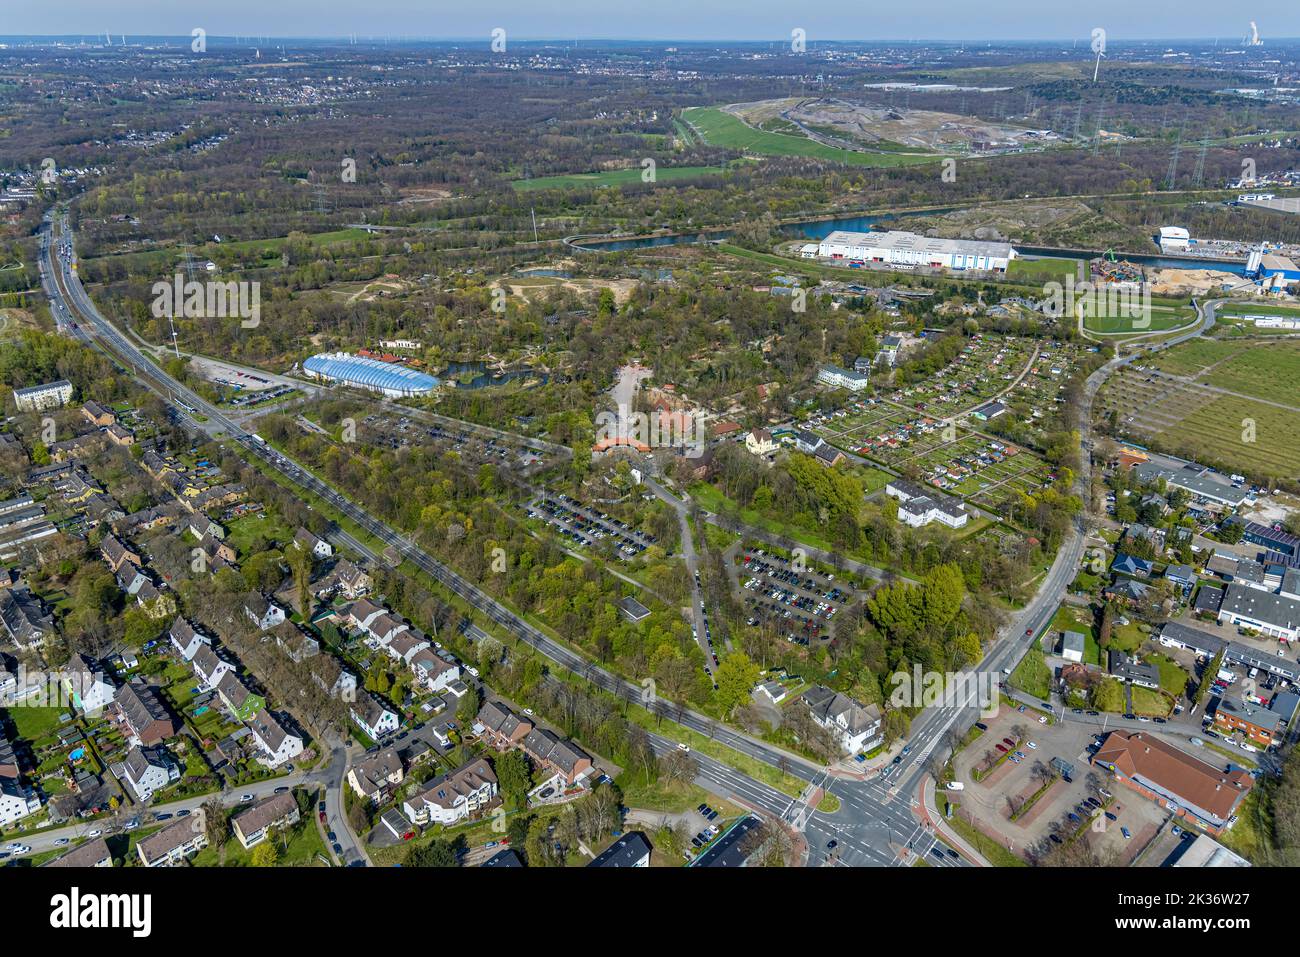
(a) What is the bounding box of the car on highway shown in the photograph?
[240,793,254,802]
[53,838,69,847]
[677,743,690,753]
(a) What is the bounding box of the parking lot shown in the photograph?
[951,699,1172,863]
[362,412,551,473]
[524,492,657,560]
[737,547,852,646]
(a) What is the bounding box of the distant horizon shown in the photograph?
[3,0,1300,45]
[4,33,1300,45]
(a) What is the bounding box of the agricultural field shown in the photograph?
[681,107,936,168]
[1097,357,1300,480]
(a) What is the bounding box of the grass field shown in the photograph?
[512,165,726,191]
[1216,302,1300,319]
[683,107,937,168]
[1007,257,1081,284]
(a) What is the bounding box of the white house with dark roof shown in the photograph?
[119,744,180,802]
[351,693,399,740]
[802,685,883,754]
[401,757,497,826]
[243,594,285,631]
[0,778,41,826]
[248,709,304,769]
[169,616,210,661]
[294,527,333,559]
[192,644,232,692]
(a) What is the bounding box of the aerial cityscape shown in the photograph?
[1,2,1299,915]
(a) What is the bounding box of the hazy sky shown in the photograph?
[5,1,1300,42]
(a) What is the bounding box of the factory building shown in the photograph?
[302,352,440,398]
[1157,226,1190,252]
[816,230,1016,273]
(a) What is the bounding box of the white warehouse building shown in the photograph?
[816,230,1016,273]
[302,352,440,398]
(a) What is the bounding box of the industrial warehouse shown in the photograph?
[302,352,440,397]
[811,230,1017,273]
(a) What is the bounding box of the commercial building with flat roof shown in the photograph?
[817,230,1015,273]
[1132,461,1251,509]
[1217,584,1300,642]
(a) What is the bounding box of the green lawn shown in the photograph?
[191,814,328,867]
[1007,257,1080,284]
[8,706,67,742]
[683,107,937,168]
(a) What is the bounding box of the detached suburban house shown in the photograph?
[243,593,286,632]
[402,757,498,826]
[119,744,180,802]
[346,746,405,803]
[802,685,883,754]
[169,616,211,661]
[351,693,399,740]
[249,709,304,768]
[294,527,333,559]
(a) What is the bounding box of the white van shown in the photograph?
[946,782,965,791]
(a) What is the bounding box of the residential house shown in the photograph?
[522,728,594,788]
[105,424,135,447]
[1111,553,1154,579]
[136,817,208,867]
[1213,697,1284,747]
[587,831,652,867]
[0,588,54,648]
[474,700,533,750]
[309,656,358,701]
[248,710,304,769]
[65,654,117,715]
[1104,578,1151,605]
[273,621,319,663]
[802,685,883,754]
[243,594,286,632]
[0,777,41,826]
[100,534,140,573]
[351,693,399,740]
[81,401,116,427]
[293,527,333,559]
[1107,651,1160,690]
[384,629,429,666]
[119,745,180,802]
[231,792,300,849]
[745,428,778,458]
[410,648,461,694]
[1165,564,1197,596]
[47,836,113,868]
[346,746,405,803]
[401,757,498,826]
[215,671,265,722]
[110,678,180,747]
[169,616,211,661]
[192,644,232,692]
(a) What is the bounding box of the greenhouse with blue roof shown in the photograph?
[302,352,440,397]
